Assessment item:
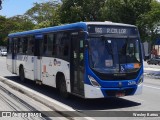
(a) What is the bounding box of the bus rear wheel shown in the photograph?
[59,77,69,98]
[19,67,26,82]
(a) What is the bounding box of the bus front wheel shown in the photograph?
[19,66,26,82]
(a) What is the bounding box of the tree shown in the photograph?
[0,16,8,45]
[136,0,160,42]
[101,0,152,25]
[25,1,61,28]
[9,15,35,32]
[0,15,35,45]
[60,0,106,23]
[100,0,154,42]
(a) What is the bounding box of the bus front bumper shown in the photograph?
[84,83,143,98]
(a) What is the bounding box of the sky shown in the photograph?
[0,0,160,18]
[0,0,49,18]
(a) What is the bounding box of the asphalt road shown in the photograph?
[0,57,160,120]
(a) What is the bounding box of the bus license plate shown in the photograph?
[116,92,125,97]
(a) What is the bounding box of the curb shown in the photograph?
[0,76,92,120]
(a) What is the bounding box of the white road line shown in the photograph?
[144,85,160,90]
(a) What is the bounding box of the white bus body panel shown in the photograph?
[6,57,16,74]
[24,56,34,80]
[34,57,41,81]
[8,55,71,93]
[41,57,71,92]
[15,55,34,80]
[6,58,13,73]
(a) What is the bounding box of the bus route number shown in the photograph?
[95,27,102,33]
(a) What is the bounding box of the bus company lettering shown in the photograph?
[53,59,61,66]
[106,28,127,34]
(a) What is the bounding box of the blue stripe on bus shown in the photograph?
[8,22,87,37]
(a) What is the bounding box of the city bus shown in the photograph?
[7,22,143,98]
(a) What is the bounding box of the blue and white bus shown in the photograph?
[7,22,143,98]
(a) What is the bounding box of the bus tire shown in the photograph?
[59,76,69,98]
[19,66,26,82]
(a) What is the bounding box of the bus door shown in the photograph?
[70,32,84,96]
[34,35,43,81]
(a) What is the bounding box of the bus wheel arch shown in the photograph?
[19,65,26,82]
[56,72,69,98]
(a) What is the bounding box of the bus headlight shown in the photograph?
[88,75,101,88]
[137,75,143,85]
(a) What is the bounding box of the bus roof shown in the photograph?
[8,22,136,37]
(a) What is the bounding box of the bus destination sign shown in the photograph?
[88,25,138,36]
[104,28,127,34]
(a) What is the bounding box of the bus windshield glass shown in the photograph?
[88,37,142,74]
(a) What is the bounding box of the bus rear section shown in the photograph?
[83,24,143,98]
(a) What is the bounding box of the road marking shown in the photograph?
[144,85,160,90]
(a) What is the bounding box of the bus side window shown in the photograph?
[17,38,20,53]
[47,33,54,57]
[52,34,56,56]
[55,33,63,58]
[62,37,69,56]
[23,37,28,54]
[27,37,34,55]
[43,35,48,56]
[8,38,12,53]
[55,32,70,60]
[18,38,22,54]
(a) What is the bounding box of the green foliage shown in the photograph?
[60,0,106,23]
[136,0,160,42]
[34,21,51,29]
[25,1,61,26]
[0,16,8,45]
[102,0,152,24]
[0,15,35,45]
[9,15,35,32]
[100,0,160,42]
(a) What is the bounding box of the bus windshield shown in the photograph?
[88,37,142,74]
